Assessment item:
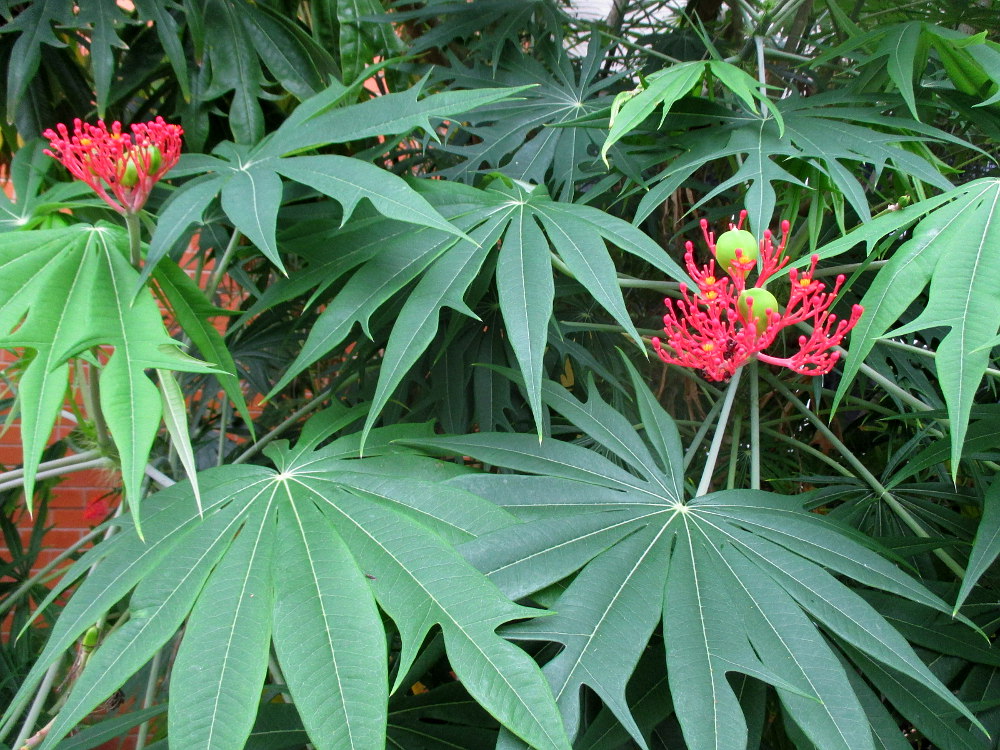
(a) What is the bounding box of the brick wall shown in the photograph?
[0,368,115,577]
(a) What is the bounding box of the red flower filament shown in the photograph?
[43,117,182,215]
[652,211,863,381]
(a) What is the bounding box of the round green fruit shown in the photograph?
[714,229,759,274]
[143,144,163,173]
[120,160,139,187]
[738,287,779,333]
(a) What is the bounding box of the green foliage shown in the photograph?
[0,225,214,517]
[0,1,998,748]
[1,417,572,750]
[413,368,985,749]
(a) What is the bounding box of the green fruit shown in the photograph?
[120,146,162,187]
[714,229,759,274]
[120,160,139,187]
[738,288,779,333]
[144,144,163,173]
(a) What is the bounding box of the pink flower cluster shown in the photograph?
[43,117,182,214]
[652,212,863,382]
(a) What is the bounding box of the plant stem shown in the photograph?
[10,661,60,750]
[762,370,966,578]
[125,212,143,269]
[206,229,242,298]
[683,392,726,470]
[144,463,176,488]
[216,397,230,468]
[761,425,856,477]
[555,320,662,337]
[232,389,333,465]
[0,457,111,494]
[134,647,163,750]
[82,357,112,454]
[695,368,744,497]
[877,337,1000,379]
[855,358,936,414]
[755,35,767,98]
[817,332,937,414]
[595,28,683,63]
[267,652,292,704]
[812,260,889,278]
[616,277,681,293]
[0,450,102,485]
[749,360,761,489]
[727,411,743,489]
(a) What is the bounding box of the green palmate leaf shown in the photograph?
[619,355,684,493]
[152,258,252,433]
[52,705,167,750]
[498,527,671,749]
[817,21,1000,113]
[204,0,266,143]
[844,645,989,750]
[147,79,523,274]
[631,93,959,234]
[337,0,403,82]
[143,175,225,278]
[885,416,1000,490]
[0,468,256,741]
[956,478,1000,612]
[132,0,190,101]
[271,494,388,748]
[0,0,71,124]
[713,542,871,750]
[388,681,498,748]
[220,164,285,271]
[169,498,277,750]
[6,422,567,750]
[865,592,1000,668]
[240,2,336,100]
[498,205,554,436]
[258,78,534,158]
[573,642,673,750]
[412,374,984,749]
[833,178,1000,471]
[266,178,684,441]
[364,212,509,445]
[38,499,252,750]
[76,0,127,120]
[274,155,462,238]
[0,225,214,518]
[602,60,771,163]
[156,369,201,510]
[435,41,625,200]
[839,654,912,750]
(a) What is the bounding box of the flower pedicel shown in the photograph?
[43,117,182,215]
[652,211,863,382]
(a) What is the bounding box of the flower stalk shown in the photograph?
[695,367,744,497]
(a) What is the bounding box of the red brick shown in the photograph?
[40,528,89,551]
[49,506,96,529]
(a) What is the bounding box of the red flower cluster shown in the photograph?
[43,117,182,215]
[652,212,863,381]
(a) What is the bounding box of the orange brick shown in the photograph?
[49,507,95,529]
[41,528,89,551]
